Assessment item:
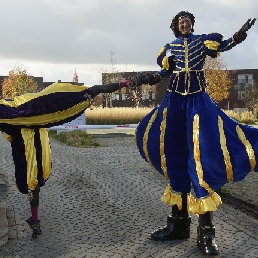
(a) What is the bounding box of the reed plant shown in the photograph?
[223,110,255,124]
[86,107,256,125]
[48,108,256,148]
[85,107,153,125]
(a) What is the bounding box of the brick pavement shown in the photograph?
[0,131,258,257]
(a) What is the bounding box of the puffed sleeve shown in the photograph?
[203,32,241,58]
[157,44,168,68]
[157,44,174,78]
[203,33,224,58]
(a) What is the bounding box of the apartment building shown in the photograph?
[102,69,258,110]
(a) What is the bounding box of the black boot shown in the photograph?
[197,212,219,255]
[197,226,219,255]
[151,215,191,240]
[151,192,190,240]
[26,218,43,238]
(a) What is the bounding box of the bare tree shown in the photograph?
[126,83,153,108]
[100,54,157,108]
[101,52,124,108]
[244,87,258,117]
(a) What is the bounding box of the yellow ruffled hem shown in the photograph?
[161,184,222,215]
[161,184,183,209]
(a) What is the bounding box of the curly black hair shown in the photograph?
[170,11,195,38]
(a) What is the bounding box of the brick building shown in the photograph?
[102,69,258,110]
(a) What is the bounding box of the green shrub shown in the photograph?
[48,130,101,148]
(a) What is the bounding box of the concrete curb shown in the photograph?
[0,174,6,194]
[0,201,8,247]
[220,192,258,219]
[0,173,8,247]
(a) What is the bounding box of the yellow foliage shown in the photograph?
[204,57,232,103]
[93,94,103,107]
[1,65,38,99]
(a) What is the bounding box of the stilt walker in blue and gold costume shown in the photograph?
[0,78,144,238]
[134,11,256,255]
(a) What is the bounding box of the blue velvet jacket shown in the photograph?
[157,33,237,95]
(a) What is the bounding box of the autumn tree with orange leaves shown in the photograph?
[1,66,38,99]
[204,56,232,103]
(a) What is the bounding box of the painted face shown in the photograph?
[178,17,192,35]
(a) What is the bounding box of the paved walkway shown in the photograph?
[0,130,258,258]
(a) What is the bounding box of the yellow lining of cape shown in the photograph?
[0,83,90,126]
[21,128,52,191]
[0,100,90,126]
[39,128,52,182]
[0,83,88,107]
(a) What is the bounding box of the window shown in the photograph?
[238,91,245,100]
[151,85,156,93]
[142,93,146,100]
[122,94,126,100]
[238,74,253,90]
[237,74,253,99]
[247,74,253,89]
[112,93,119,100]
[238,74,246,91]
[152,93,156,99]
[142,84,151,92]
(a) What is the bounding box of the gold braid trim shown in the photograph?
[218,116,233,182]
[160,108,169,179]
[143,110,158,170]
[193,114,213,193]
[236,125,256,171]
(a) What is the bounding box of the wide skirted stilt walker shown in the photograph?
[0,77,144,238]
[134,11,256,256]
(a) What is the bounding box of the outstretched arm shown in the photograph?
[90,73,162,94]
[0,78,142,127]
[89,80,131,98]
[232,18,256,44]
[218,18,256,52]
[123,72,162,90]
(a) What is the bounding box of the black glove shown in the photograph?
[240,18,256,33]
[128,72,161,90]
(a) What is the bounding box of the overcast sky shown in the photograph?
[0,0,257,86]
